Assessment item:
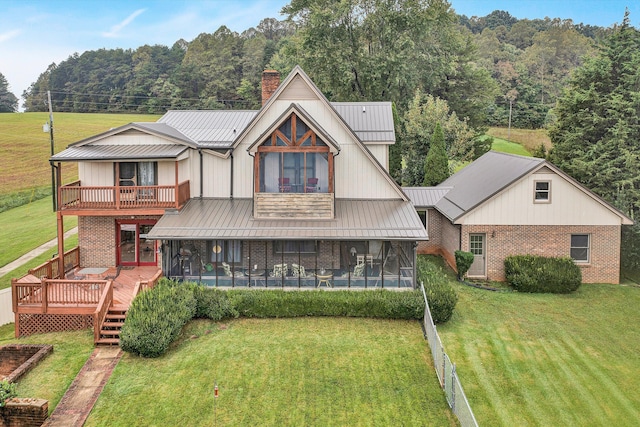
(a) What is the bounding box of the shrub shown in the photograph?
[120,282,196,357]
[504,255,582,293]
[0,380,17,407]
[417,256,458,323]
[192,286,238,320]
[454,250,474,280]
[228,289,425,320]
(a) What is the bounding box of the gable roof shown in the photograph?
[246,102,341,153]
[436,152,544,221]
[404,151,633,225]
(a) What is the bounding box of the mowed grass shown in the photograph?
[0,234,78,290]
[0,112,160,196]
[487,126,551,153]
[438,282,640,426]
[0,196,77,270]
[490,137,531,156]
[0,324,94,413]
[86,317,456,427]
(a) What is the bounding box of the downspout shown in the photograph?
[198,149,203,198]
[230,151,234,199]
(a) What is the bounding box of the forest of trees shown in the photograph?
[18,4,608,126]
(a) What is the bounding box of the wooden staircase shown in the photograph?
[96,308,127,346]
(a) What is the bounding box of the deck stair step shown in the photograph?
[96,308,128,346]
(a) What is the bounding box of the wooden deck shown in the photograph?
[12,266,162,341]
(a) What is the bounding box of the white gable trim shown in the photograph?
[245,103,341,153]
[68,123,197,149]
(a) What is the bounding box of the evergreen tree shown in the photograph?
[423,123,449,186]
[0,72,18,112]
[550,10,640,218]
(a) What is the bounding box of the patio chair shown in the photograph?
[279,177,291,193]
[270,263,288,277]
[341,262,366,278]
[305,177,318,193]
[291,263,307,278]
[222,262,244,278]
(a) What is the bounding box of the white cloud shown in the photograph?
[102,8,146,38]
[0,29,22,43]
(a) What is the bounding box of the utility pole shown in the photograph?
[47,90,56,211]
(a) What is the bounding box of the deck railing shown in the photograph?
[29,247,79,280]
[12,278,107,313]
[93,280,114,344]
[58,180,190,211]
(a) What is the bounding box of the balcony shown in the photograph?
[58,180,190,215]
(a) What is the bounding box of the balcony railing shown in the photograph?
[58,180,190,211]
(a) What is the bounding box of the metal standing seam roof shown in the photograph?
[435,151,544,221]
[402,187,451,208]
[331,102,396,142]
[147,198,428,241]
[158,110,258,148]
[50,144,189,162]
[154,103,394,148]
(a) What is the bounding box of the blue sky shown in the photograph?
[0,0,638,108]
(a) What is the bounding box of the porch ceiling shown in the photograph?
[147,198,428,241]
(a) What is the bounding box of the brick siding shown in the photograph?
[418,209,460,271]
[460,225,622,284]
[78,216,161,267]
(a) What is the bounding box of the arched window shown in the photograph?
[255,113,333,193]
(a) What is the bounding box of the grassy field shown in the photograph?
[83,317,455,426]
[491,138,531,156]
[0,324,94,412]
[0,196,77,268]
[0,112,160,196]
[438,282,640,426]
[487,127,551,153]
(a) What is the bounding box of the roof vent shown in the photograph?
[362,106,366,113]
[233,128,236,133]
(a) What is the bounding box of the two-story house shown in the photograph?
[50,66,428,288]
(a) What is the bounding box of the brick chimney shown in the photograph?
[261,70,280,105]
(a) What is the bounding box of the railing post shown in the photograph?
[42,279,48,313]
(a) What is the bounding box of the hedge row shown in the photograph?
[504,255,582,293]
[416,256,458,323]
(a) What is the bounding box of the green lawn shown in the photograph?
[437,282,640,426]
[86,318,456,427]
[490,137,531,156]
[0,112,160,197]
[0,196,77,275]
[0,324,94,412]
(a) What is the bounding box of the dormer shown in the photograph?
[252,110,336,219]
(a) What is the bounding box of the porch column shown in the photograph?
[57,212,64,278]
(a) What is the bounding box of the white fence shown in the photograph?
[420,283,478,427]
[0,287,13,326]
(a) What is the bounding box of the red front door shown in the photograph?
[117,220,157,266]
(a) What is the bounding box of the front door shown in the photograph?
[468,233,486,277]
[117,221,157,266]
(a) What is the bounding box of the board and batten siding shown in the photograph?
[461,171,623,225]
[88,132,177,146]
[201,152,231,198]
[78,162,114,186]
[237,98,400,200]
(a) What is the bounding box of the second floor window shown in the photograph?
[256,114,332,193]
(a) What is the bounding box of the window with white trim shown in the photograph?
[534,181,551,202]
[570,234,590,263]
